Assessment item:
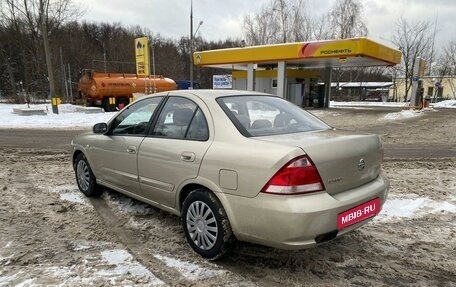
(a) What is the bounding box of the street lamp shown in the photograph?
[189,0,203,89]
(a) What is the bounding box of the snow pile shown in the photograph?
[98,249,163,285]
[154,254,224,281]
[0,103,115,129]
[432,100,456,108]
[330,101,408,108]
[382,109,421,120]
[59,192,87,205]
[0,274,21,286]
[376,196,456,222]
[104,192,154,215]
[52,184,89,205]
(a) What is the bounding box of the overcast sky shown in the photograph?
[77,0,456,51]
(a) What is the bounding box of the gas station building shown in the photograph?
[193,38,401,107]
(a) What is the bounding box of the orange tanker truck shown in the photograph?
[77,69,177,111]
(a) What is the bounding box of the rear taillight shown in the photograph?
[261,155,325,195]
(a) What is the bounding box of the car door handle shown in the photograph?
[126,146,137,154]
[181,152,196,162]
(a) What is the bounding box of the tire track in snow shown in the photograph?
[88,196,193,285]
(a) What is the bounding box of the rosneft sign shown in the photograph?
[299,40,358,58]
[319,48,352,55]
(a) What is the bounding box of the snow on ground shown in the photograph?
[0,243,165,286]
[153,254,224,281]
[1,101,451,130]
[432,100,456,108]
[0,103,115,129]
[50,184,90,206]
[376,196,456,222]
[330,101,408,108]
[59,192,88,205]
[331,100,456,110]
[98,249,164,285]
[381,109,423,120]
[104,191,155,215]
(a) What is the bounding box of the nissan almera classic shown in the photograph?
[72,90,389,260]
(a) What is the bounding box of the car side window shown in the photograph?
[152,97,208,140]
[110,97,163,136]
[186,108,209,141]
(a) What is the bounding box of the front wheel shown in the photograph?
[74,153,101,197]
[182,189,234,260]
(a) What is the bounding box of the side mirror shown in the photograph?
[93,123,108,134]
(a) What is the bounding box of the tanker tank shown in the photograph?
[77,70,177,111]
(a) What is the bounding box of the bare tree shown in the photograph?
[329,0,367,39]
[2,14,229,98]
[288,1,312,42]
[243,5,279,45]
[391,17,434,101]
[328,0,368,87]
[242,0,310,45]
[242,0,368,45]
[310,14,333,40]
[2,0,81,102]
[438,41,456,99]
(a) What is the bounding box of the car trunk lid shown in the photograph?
[256,129,383,195]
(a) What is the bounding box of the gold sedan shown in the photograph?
[72,90,389,260]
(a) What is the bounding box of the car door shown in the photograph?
[137,96,212,208]
[91,96,164,193]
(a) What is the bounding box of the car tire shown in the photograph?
[74,153,101,197]
[182,189,234,260]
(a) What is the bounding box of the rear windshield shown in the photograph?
[217,95,330,137]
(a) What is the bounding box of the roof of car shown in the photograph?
[134,89,279,104]
[169,89,275,100]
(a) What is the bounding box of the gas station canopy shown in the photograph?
[193,38,401,108]
[193,37,401,70]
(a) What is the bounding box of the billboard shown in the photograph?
[213,75,232,89]
[134,37,150,76]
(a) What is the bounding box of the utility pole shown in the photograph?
[428,15,438,76]
[6,58,17,99]
[189,0,203,90]
[68,63,73,102]
[149,38,157,93]
[42,20,58,114]
[103,42,107,73]
[60,46,68,102]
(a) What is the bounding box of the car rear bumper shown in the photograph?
[221,171,389,250]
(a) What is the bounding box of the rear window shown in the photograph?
[217,95,330,137]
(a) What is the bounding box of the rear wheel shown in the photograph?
[74,153,101,197]
[182,189,234,260]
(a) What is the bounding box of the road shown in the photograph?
[0,129,80,149]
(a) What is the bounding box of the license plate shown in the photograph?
[337,198,380,230]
